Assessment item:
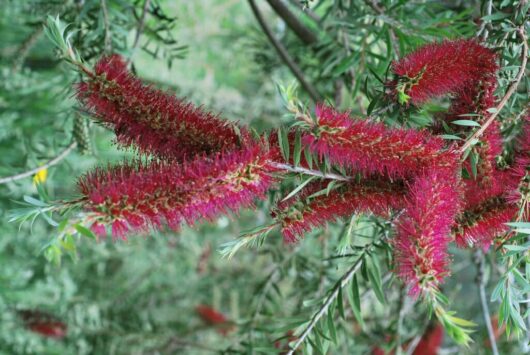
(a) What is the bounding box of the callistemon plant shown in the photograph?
[25,18,529,349]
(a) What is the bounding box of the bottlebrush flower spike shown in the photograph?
[390,39,497,105]
[78,143,277,239]
[77,54,244,161]
[195,305,235,335]
[506,116,530,218]
[275,179,406,243]
[462,169,515,210]
[394,167,461,296]
[17,310,67,340]
[454,197,518,248]
[301,104,456,178]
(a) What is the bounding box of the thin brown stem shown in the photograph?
[0,142,77,185]
[286,248,366,354]
[266,0,318,45]
[101,0,112,54]
[129,0,151,62]
[248,0,322,102]
[364,0,400,57]
[474,250,499,355]
[460,26,528,153]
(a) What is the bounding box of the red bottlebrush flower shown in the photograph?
[371,323,443,355]
[195,305,234,335]
[301,105,456,179]
[454,197,518,248]
[413,323,444,355]
[390,39,497,105]
[77,54,244,161]
[78,144,277,239]
[275,179,407,243]
[394,167,461,296]
[18,310,67,340]
[462,168,515,210]
[506,117,530,218]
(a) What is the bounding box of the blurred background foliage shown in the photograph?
[0,0,528,354]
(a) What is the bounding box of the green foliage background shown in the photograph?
[0,0,528,354]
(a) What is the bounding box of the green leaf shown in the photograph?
[23,195,49,207]
[440,134,463,140]
[75,224,97,240]
[367,254,386,304]
[337,286,345,319]
[293,130,302,167]
[281,176,316,202]
[277,126,290,162]
[451,119,481,127]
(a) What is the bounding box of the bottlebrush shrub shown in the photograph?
[78,143,277,239]
[507,118,530,219]
[300,104,455,179]
[389,39,497,105]
[393,167,461,296]
[273,179,407,243]
[77,54,245,161]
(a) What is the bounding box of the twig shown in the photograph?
[364,0,400,57]
[288,0,321,23]
[12,25,44,71]
[129,0,151,63]
[271,162,351,181]
[286,243,372,354]
[266,0,318,45]
[477,0,493,40]
[474,250,499,355]
[248,0,322,102]
[395,286,407,354]
[460,25,528,153]
[0,142,77,185]
[101,0,112,54]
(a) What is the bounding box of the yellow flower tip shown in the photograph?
[33,168,48,185]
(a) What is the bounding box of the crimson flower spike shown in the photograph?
[77,55,245,161]
[300,104,455,179]
[274,179,407,243]
[454,197,518,248]
[390,39,497,105]
[394,166,461,297]
[78,144,277,239]
[506,116,530,219]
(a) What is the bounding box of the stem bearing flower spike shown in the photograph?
[77,54,245,161]
[78,144,277,239]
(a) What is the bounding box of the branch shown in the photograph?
[288,0,321,23]
[12,25,44,71]
[248,0,322,102]
[266,0,318,45]
[101,0,112,54]
[364,0,400,57]
[460,25,528,153]
[286,244,372,354]
[129,0,151,63]
[0,142,77,185]
[270,162,351,181]
[474,250,499,355]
